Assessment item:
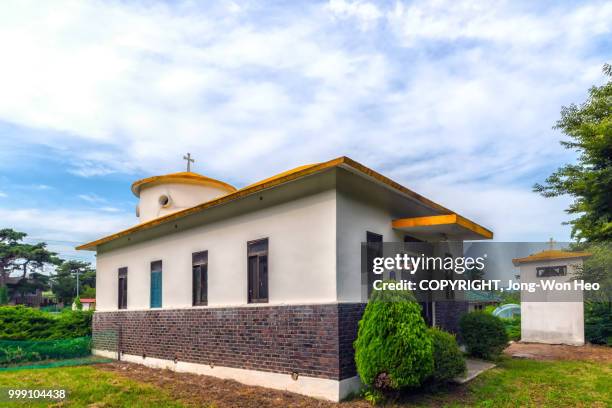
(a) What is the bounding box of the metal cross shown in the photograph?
[183,153,195,172]
[548,237,556,250]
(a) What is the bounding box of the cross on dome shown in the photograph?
[183,153,195,172]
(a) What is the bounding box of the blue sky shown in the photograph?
[0,0,610,262]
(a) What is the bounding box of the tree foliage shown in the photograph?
[354,285,433,391]
[534,64,612,242]
[0,229,61,289]
[51,261,96,305]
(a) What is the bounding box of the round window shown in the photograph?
[158,194,170,207]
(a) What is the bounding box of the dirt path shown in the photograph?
[504,342,612,362]
[97,362,372,408]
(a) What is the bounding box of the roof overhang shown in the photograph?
[512,250,591,265]
[392,214,493,240]
[77,156,494,250]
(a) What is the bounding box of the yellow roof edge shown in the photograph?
[391,214,494,240]
[76,156,490,250]
[131,172,237,197]
[512,250,592,265]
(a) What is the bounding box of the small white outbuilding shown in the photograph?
[513,248,591,346]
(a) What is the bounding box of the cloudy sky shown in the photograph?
[0,0,610,262]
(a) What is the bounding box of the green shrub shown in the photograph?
[428,328,466,384]
[354,284,433,391]
[0,306,92,340]
[0,287,8,305]
[585,301,612,345]
[503,316,521,341]
[459,311,508,359]
[0,337,91,366]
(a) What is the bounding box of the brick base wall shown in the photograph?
[93,303,366,380]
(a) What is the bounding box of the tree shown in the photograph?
[534,64,612,242]
[354,284,433,392]
[0,229,26,287]
[11,272,51,300]
[0,229,60,288]
[51,260,96,305]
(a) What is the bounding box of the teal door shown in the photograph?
[150,261,162,308]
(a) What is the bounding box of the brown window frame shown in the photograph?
[247,238,269,303]
[118,267,127,310]
[192,251,208,306]
[366,231,383,297]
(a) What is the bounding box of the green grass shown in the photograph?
[0,365,185,407]
[408,359,612,407]
[0,359,608,407]
[466,359,611,407]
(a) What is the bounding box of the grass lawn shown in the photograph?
[0,359,609,407]
[0,365,184,407]
[407,359,612,407]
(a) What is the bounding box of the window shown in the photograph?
[192,251,208,306]
[118,267,127,309]
[536,265,567,277]
[247,238,268,303]
[366,232,383,297]
[150,260,162,308]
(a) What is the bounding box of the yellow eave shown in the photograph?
[512,250,592,265]
[77,156,492,250]
[131,172,237,197]
[392,214,494,240]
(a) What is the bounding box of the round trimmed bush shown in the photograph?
[428,327,466,384]
[354,285,433,390]
[459,311,508,359]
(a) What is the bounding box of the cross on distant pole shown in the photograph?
[548,237,556,250]
[183,153,195,172]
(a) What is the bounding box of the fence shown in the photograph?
[0,336,114,371]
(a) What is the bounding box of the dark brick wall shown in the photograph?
[434,301,469,334]
[93,303,365,380]
[338,303,366,378]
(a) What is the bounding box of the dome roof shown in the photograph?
[131,171,237,197]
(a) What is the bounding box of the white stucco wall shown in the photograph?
[336,190,404,302]
[335,172,464,303]
[96,188,337,311]
[520,260,585,345]
[138,182,231,223]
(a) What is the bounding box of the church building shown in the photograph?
[77,156,493,401]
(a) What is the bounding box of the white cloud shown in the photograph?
[0,0,609,242]
[0,207,133,244]
[0,191,7,198]
[98,206,122,213]
[78,193,106,204]
[326,0,383,30]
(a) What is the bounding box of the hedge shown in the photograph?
[0,306,92,340]
[0,337,91,366]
